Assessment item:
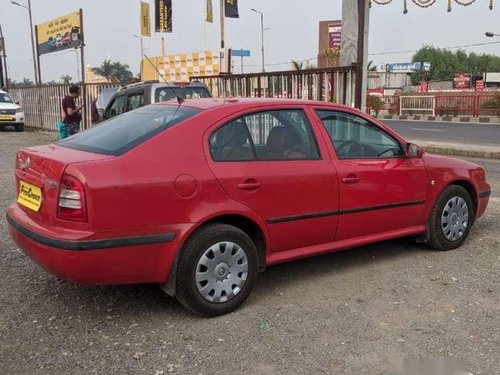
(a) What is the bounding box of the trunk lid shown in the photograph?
[15,144,113,225]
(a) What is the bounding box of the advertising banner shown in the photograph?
[419,81,429,93]
[225,0,239,18]
[328,24,342,50]
[36,11,82,55]
[141,1,151,37]
[453,72,471,89]
[206,0,213,23]
[475,80,485,92]
[155,0,172,32]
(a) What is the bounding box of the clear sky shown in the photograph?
[1,0,499,82]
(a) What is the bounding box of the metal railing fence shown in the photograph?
[191,66,357,106]
[8,83,120,131]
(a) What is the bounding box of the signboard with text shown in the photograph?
[453,72,471,89]
[328,23,341,50]
[36,10,82,55]
[419,81,429,93]
[475,80,485,92]
[387,62,421,73]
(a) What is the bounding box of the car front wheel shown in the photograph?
[15,123,24,132]
[175,224,258,317]
[428,185,473,251]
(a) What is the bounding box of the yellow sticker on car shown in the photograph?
[0,114,15,120]
[17,181,42,212]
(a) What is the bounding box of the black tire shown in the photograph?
[15,123,24,132]
[427,185,473,251]
[175,224,258,317]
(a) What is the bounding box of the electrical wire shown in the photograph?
[244,40,500,68]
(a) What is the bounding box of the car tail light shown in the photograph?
[57,174,87,222]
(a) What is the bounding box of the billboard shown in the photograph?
[36,10,82,56]
[328,24,341,49]
[453,72,471,89]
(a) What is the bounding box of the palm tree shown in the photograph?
[291,60,303,71]
[92,60,134,83]
[92,60,115,82]
[367,60,377,72]
[21,78,34,87]
[60,75,72,84]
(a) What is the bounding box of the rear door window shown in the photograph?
[210,110,320,161]
[60,105,201,156]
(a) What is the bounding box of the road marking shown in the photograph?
[411,128,446,132]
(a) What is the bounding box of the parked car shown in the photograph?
[100,80,212,121]
[0,90,25,131]
[7,99,490,316]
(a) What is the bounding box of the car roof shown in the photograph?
[119,81,209,92]
[152,98,354,112]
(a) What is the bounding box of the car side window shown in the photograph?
[315,110,404,159]
[210,110,320,161]
[127,92,145,111]
[106,95,126,118]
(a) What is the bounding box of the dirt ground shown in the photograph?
[0,128,498,375]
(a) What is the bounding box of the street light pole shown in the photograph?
[251,8,265,73]
[133,35,144,80]
[11,0,39,85]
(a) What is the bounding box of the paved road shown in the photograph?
[382,120,500,147]
[1,131,499,375]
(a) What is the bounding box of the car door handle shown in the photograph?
[237,180,261,191]
[341,175,360,184]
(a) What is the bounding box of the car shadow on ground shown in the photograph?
[28,236,429,319]
[0,125,17,132]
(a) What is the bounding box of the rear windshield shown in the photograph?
[59,105,201,156]
[156,87,211,102]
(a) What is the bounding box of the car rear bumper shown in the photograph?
[6,204,183,285]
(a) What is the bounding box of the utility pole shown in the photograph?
[0,24,6,89]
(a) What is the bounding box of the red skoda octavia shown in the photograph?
[7,99,490,316]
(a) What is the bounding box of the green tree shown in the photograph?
[92,59,134,83]
[60,75,72,84]
[411,46,500,85]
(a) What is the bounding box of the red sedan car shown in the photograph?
[7,99,490,316]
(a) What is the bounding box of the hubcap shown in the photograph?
[441,196,469,242]
[195,241,248,303]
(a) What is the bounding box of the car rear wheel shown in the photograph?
[175,224,258,317]
[428,185,473,251]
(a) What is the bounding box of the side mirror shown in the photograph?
[15,101,20,105]
[406,143,424,158]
